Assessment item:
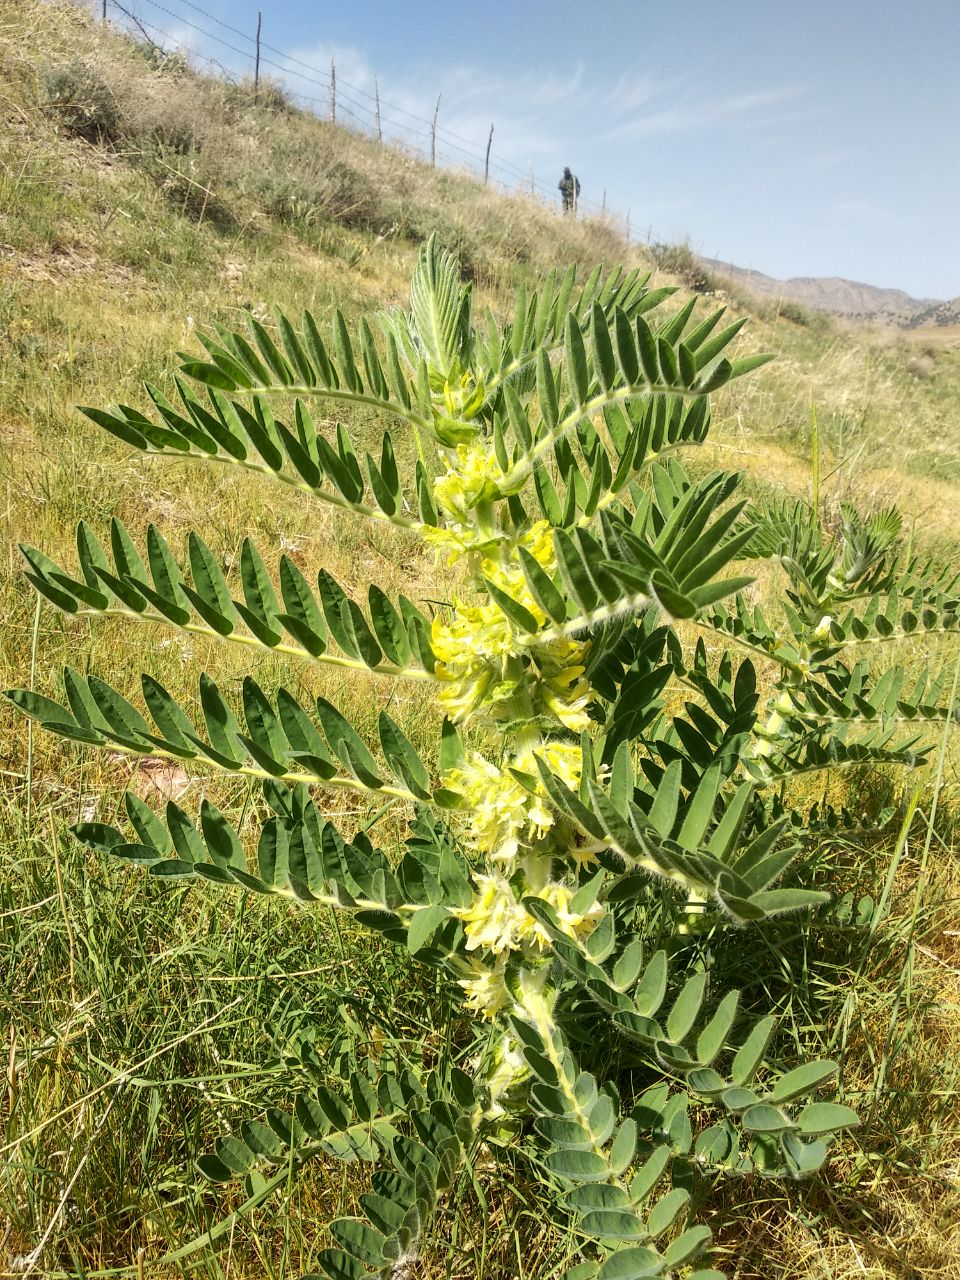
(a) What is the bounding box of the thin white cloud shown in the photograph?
[602,72,674,115]
[265,49,594,177]
[604,84,807,141]
[284,41,375,95]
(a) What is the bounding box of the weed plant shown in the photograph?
[7,237,960,1279]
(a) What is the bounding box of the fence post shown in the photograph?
[253,11,261,102]
[601,189,606,216]
[625,210,630,244]
[375,77,382,142]
[330,58,336,123]
[484,123,493,185]
[101,0,107,23]
[431,94,441,166]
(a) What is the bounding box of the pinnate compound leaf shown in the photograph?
[410,235,468,377]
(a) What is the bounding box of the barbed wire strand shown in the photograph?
[144,0,566,176]
[124,0,606,209]
[129,0,547,191]
[103,0,614,217]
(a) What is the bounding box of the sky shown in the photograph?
[115,0,960,300]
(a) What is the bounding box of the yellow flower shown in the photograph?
[433,441,511,521]
[568,842,600,871]
[456,957,513,1018]
[431,601,520,722]
[453,869,603,962]
[812,614,835,642]
[422,518,556,577]
[445,742,583,862]
[445,752,530,860]
[533,636,593,731]
[421,522,486,566]
[453,873,528,954]
[519,519,556,572]
[522,740,583,791]
[481,557,547,621]
[517,881,604,950]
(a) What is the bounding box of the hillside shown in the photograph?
[909,295,960,328]
[700,256,944,325]
[2,4,960,1280]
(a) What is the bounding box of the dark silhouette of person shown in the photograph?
[558,166,580,215]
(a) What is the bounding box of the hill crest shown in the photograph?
[700,256,951,327]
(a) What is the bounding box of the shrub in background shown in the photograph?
[222,76,295,116]
[250,143,390,236]
[41,60,121,144]
[10,239,959,1278]
[648,241,717,295]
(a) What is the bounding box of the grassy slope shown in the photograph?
[1,3,959,1277]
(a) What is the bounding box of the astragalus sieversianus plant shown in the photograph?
[9,237,959,1278]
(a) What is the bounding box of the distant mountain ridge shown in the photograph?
[699,257,955,327]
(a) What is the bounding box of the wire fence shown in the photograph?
[93,0,636,240]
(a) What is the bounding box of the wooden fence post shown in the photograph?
[375,77,382,141]
[254,11,261,102]
[431,94,441,166]
[484,124,493,184]
[330,58,336,123]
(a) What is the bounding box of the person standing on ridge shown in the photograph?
[558,166,580,215]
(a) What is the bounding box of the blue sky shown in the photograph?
[121,0,960,299]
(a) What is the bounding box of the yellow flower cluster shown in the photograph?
[433,441,512,521]
[517,519,555,572]
[445,742,583,862]
[453,873,602,960]
[431,602,520,721]
[422,515,556,576]
[456,957,513,1018]
[430,517,593,730]
[423,446,611,1025]
[531,635,593,732]
[431,608,592,728]
[421,521,489,567]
